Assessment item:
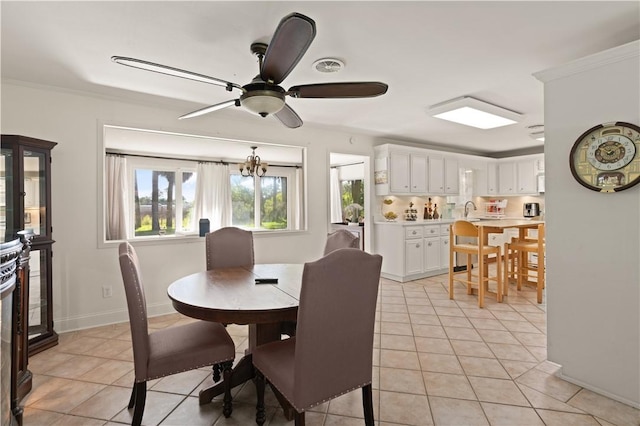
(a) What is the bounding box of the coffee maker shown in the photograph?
[523,202,540,217]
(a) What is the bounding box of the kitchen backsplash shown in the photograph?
[376,195,544,221]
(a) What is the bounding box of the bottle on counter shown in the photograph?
[425,198,433,219]
[433,204,439,219]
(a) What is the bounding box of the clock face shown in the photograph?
[570,122,640,192]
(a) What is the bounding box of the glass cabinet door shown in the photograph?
[1,147,13,242]
[23,150,48,238]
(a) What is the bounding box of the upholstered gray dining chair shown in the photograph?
[118,242,236,426]
[323,229,360,255]
[253,248,382,426]
[206,226,255,270]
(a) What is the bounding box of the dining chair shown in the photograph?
[118,242,236,425]
[252,248,382,426]
[504,223,545,303]
[448,220,502,308]
[205,226,254,269]
[323,229,360,255]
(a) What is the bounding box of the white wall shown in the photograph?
[536,40,640,407]
[1,82,379,332]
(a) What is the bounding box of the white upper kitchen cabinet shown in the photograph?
[516,158,537,194]
[498,161,517,195]
[376,146,427,195]
[428,155,459,194]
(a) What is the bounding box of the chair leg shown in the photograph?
[448,253,455,300]
[466,254,472,294]
[131,382,146,426]
[362,384,375,426]
[294,411,306,426]
[496,246,503,303]
[222,360,233,418]
[212,363,221,382]
[477,253,485,308]
[255,370,266,426]
[503,243,510,297]
[128,382,136,409]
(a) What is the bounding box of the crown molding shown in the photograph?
[533,39,639,83]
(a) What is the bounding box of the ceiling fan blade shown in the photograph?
[288,82,389,98]
[112,56,242,91]
[261,13,316,85]
[274,103,303,128]
[178,99,240,120]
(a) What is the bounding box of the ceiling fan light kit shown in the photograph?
[428,96,522,129]
[112,12,388,128]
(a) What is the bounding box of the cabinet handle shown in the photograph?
[412,230,417,235]
[444,240,448,245]
[416,244,420,248]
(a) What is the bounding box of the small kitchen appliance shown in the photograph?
[523,202,540,217]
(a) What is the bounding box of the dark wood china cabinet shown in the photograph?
[1,135,58,362]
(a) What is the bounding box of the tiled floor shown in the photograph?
[22,274,640,425]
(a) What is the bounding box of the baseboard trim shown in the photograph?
[54,302,176,333]
[557,369,640,409]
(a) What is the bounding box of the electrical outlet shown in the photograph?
[102,285,113,298]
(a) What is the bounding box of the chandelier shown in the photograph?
[239,146,268,177]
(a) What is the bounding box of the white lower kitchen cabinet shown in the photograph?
[374,221,454,282]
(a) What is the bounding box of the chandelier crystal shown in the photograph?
[239,146,268,177]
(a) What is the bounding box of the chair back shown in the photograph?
[323,229,360,255]
[206,227,254,270]
[118,242,150,381]
[293,248,382,409]
[450,220,479,239]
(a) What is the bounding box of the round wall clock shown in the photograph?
[569,121,640,192]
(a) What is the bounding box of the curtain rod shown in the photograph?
[105,151,301,168]
[331,161,364,169]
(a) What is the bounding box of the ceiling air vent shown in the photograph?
[312,58,344,73]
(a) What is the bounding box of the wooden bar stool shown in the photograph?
[448,221,502,308]
[503,223,545,303]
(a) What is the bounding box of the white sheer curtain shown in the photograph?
[105,154,128,240]
[330,167,343,223]
[292,167,304,229]
[193,162,232,230]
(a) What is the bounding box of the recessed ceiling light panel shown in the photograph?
[428,96,523,129]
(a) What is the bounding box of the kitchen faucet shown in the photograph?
[464,201,477,218]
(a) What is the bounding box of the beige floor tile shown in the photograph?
[500,319,541,333]
[444,326,482,341]
[438,316,472,328]
[428,396,489,426]
[379,367,426,395]
[77,359,134,385]
[518,383,586,414]
[567,389,640,426]
[490,310,526,321]
[51,415,108,425]
[429,299,459,308]
[433,306,465,317]
[500,359,539,379]
[407,297,432,306]
[380,321,414,336]
[414,337,454,355]
[412,324,447,339]
[468,376,530,406]
[327,388,379,419]
[30,379,106,413]
[160,395,224,425]
[381,296,406,305]
[57,336,110,355]
[468,318,507,331]
[380,303,408,313]
[379,390,433,425]
[476,328,520,345]
[22,406,66,425]
[323,413,367,426]
[380,349,421,370]
[380,311,411,323]
[407,304,437,315]
[461,308,496,319]
[458,356,510,379]
[516,369,581,402]
[486,342,537,362]
[380,334,416,351]
[423,372,476,400]
[82,339,134,361]
[535,409,601,426]
[409,313,441,325]
[78,322,130,339]
[450,340,495,358]
[111,390,185,425]
[481,402,544,425]
[69,385,131,420]
[28,351,76,374]
[417,353,464,375]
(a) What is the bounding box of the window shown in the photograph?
[231,167,296,230]
[102,125,305,243]
[128,157,197,237]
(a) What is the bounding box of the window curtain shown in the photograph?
[105,154,128,240]
[193,162,232,230]
[330,167,343,223]
[292,167,304,229]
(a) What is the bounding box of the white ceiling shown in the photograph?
[2,1,638,156]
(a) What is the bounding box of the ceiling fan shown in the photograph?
[112,12,388,129]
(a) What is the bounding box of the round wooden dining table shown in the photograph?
[167,264,303,409]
